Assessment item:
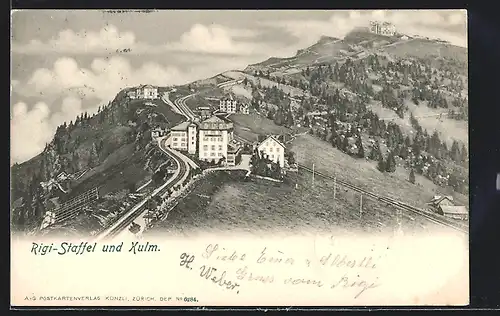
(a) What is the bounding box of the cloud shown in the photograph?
[12,24,140,54]
[261,10,467,48]
[14,56,198,102]
[11,97,97,163]
[165,24,273,56]
[12,23,271,57]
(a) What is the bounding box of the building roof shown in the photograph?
[258,135,286,149]
[199,115,233,130]
[441,205,468,215]
[170,121,192,131]
[138,84,156,89]
[428,195,454,205]
[227,142,242,153]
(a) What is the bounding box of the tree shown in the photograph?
[450,140,461,163]
[385,151,397,173]
[377,155,386,172]
[409,168,416,184]
[356,136,365,158]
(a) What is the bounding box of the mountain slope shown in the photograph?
[10,87,183,232]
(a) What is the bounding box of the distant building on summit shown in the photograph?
[369,21,396,37]
[127,85,159,100]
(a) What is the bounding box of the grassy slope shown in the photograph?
[147,169,449,238]
[229,113,292,142]
[290,134,469,209]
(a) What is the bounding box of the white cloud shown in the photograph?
[261,10,467,48]
[165,24,272,56]
[12,24,140,54]
[12,23,270,57]
[15,56,196,102]
[11,97,97,163]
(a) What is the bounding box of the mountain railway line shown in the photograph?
[298,164,468,234]
[96,139,189,240]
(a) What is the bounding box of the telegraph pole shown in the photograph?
[333,176,337,200]
[359,194,363,218]
[312,163,315,186]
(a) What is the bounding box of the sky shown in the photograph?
[10,9,467,164]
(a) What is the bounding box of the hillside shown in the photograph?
[10,87,184,233]
[245,29,467,73]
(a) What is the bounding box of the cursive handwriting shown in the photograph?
[199,265,241,294]
[331,274,380,299]
[236,266,275,284]
[256,247,295,265]
[284,277,324,287]
[202,244,246,262]
[319,253,377,269]
[180,253,195,269]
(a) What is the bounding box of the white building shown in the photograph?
[219,97,237,113]
[169,121,198,154]
[257,135,286,168]
[151,127,166,140]
[198,116,234,163]
[238,103,250,114]
[128,85,159,100]
[369,21,396,37]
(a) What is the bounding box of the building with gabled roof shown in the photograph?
[257,135,286,168]
[427,195,468,220]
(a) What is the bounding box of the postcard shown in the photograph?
[10,9,469,307]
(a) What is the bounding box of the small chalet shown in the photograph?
[197,106,212,120]
[427,195,468,221]
[257,135,286,168]
[151,127,166,140]
[238,103,250,114]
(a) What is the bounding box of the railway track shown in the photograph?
[298,164,468,234]
[97,140,189,240]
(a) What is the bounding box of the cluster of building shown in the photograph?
[127,85,159,100]
[152,113,287,168]
[218,96,249,114]
[159,115,243,166]
[427,195,468,221]
[369,21,397,37]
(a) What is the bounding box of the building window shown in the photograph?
[270,147,273,152]
[271,154,274,159]
[218,145,223,151]
[181,138,186,142]
[203,145,208,150]
[173,143,178,147]
[181,143,186,147]
[191,137,194,140]
[204,152,208,157]
[218,152,223,157]
[276,147,280,152]
[173,138,178,141]
[211,145,215,150]
[210,152,215,157]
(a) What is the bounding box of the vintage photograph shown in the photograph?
[10,9,469,306]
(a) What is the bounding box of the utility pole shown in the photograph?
[359,194,363,218]
[333,176,337,200]
[312,163,315,186]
